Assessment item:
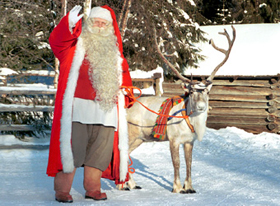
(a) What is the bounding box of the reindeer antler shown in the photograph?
[153,27,191,83]
[207,25,236,82]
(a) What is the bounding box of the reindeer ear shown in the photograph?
[206,83,213,92]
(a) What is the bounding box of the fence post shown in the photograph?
[153,73,162,97]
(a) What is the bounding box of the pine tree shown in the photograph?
[0,0,57,72]
[0,0,58,138]
[1,0,207,78]
[259,0,280,23]
[198,0,280,24]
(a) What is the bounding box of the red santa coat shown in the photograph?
[47,6,132,184]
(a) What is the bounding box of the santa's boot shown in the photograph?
[54,169,76,203]
[84,166,107,201]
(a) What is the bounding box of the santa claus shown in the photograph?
[47,5,133,203]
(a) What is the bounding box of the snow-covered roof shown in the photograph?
[184,23,280,77]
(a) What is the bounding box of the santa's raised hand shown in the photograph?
[68,5,84,31]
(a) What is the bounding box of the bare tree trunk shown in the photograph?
[61,0,67,16]
[119,0,132,39]
[118,0,127,26]
[53,58,59,89]
[83,0,92,20]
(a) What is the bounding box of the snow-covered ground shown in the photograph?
[0,126,280,205]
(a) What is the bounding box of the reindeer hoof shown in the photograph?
[184,189,196,194]
[133,186,142,189]
[120,187,130,191]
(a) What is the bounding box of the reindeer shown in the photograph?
[120,26,236,193]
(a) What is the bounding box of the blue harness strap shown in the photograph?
[168,98,189,121]
[168,109,187,121]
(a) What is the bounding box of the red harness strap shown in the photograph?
[122,86,195,133]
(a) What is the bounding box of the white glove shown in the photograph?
[68,5,84,32]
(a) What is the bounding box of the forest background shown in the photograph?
[1,0,280,78]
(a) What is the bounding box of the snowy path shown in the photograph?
[0,127,280,205]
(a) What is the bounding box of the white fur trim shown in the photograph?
[118,91,129,181]
[60,38,85,173]
[117,55,129,181]
[89,7,113,22]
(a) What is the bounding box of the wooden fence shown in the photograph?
[2,73,279,134]
[0,73,162,132]
[162,75,280,134]
[0,88,56,132]
[131,72,162,96]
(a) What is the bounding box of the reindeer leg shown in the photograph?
[127,172,141,189]
[169,140,183,193]
[116,138,144,190]
[127,138,143,190]
[182,142,196,194]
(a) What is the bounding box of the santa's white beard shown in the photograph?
[81,24,121,112]
[87,26,114,37]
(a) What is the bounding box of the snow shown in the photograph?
[0,68,18,76]
[188,0,196,6]
[0,84,56,91]
[23,70,56,76]
[0,103,54,111]
[1,126,280,205]
[0,69,56,78]
[185,24,280,76]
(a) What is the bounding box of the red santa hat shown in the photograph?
[89,6,113,22]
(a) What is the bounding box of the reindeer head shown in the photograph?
[180,81,212,114]
[154,25,236,114]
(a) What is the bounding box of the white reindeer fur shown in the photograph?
[123,85,212,192]
[189,110,207,142]
[186,99,208,142]
[60,37,128,179]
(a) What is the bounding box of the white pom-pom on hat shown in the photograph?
[89,6,113,22]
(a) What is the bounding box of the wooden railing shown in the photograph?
[0,73,162,132]
[131,72,162,96]
[0,88,56,132]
